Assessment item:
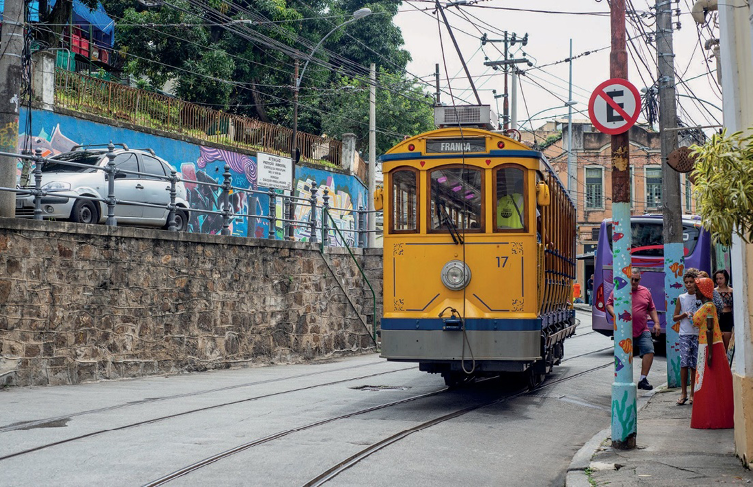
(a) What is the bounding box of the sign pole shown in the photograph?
[608,0,637,450]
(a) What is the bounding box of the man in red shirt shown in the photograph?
[606,269,661,390]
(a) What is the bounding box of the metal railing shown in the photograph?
[53,69,342,167]
[1,145,378,247]
[320,205,378,347]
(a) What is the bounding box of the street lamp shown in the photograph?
[288,7,372,237]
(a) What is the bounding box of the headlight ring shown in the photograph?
[440,260,471,291]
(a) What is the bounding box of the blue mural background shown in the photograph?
[17,108,366,242]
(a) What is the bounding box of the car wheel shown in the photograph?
[71,199,98,224]
[165,209,188,231]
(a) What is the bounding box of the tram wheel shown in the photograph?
[443,372,468,388]
[526,368,545,391]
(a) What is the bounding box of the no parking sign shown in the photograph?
[588,78,641,135]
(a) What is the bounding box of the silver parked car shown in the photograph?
[15,145,190,231]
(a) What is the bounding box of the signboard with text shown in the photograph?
[257,152,293,190]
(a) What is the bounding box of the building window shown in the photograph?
[645,166,662,209]
[585,167,603,209]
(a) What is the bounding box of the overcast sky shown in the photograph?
[390,0,722,134]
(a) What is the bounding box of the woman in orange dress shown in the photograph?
[691,277,734,429]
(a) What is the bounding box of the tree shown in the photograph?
[690,129,753,245]
[34,0,429,148]
[320,68,435,155]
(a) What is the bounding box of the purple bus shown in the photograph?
[591,215,730,350]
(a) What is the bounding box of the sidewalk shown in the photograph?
[566,385,753,486]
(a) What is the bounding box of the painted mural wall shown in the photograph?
[16,108,366,243]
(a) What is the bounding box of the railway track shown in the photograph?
[0,358,390,433]
[140,346,615,487]
[0,363,416,462]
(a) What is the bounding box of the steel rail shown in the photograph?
[0,365,415,461]
[302,360,614,487]
[141,348,614,486]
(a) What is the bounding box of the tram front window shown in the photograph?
[391,169,418,232]
[429,167,483,231]
[496,166,526,231]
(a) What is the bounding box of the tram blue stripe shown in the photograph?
[381,318,542,331]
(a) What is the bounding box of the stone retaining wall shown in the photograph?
[0,218,383,387]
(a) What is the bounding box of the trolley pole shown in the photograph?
[657,0,682,389]
[609,0,637,450]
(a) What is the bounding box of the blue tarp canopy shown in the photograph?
[1,0,115,47]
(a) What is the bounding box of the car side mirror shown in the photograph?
[114,171,127,179]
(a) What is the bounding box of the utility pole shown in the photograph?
[0,0,25,217]
[435,63,441,105]
[503,32,509,130]
[482,32,529,131]
[567,39,576,207]
[289,59,300,239]
[368,63,376,248]
[609,0,637,450]
[510,68,518,130]
[657,0,683,389]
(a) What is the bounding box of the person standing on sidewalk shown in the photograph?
[691,277,734,429]
[714,269,733,352]
[606,269,661,390]
[672,269,700,405]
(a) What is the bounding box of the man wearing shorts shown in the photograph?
[606,269,662,390]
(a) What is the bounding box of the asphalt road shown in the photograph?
[0,309,666,486]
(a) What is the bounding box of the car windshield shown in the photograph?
[43,152,104,173]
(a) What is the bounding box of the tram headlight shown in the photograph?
[440,260,471,291]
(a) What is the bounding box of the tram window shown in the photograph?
[429,167,483,231]
[391,169,418,232]
[495,166,526,231]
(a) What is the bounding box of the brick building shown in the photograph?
[521,120,697,288]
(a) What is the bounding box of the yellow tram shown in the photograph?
[377,127,576,386]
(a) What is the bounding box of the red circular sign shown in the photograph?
[588,78,641,135]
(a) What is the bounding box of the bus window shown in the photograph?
[606,221,701,256]
[429,167,483,231]
[495,166,526,231]
[391,169,418,232]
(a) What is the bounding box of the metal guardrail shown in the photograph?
[53,69,342,167]
[1,144,378,247]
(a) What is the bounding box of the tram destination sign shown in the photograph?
[425,137,486,154]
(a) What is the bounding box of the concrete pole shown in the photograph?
[567,39,576,206]
[657,0,683,389]
[610,0,637,450]
[0,0,25,216]
[289,59,299,240]
[503,31,509,130]
[511,68,518,130]
[368,63,376,248]
[718,0,753,469]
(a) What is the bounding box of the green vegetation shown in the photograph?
[45,0,434,154]
[690,129,753,245]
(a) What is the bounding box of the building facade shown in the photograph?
[522,120,697,289]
